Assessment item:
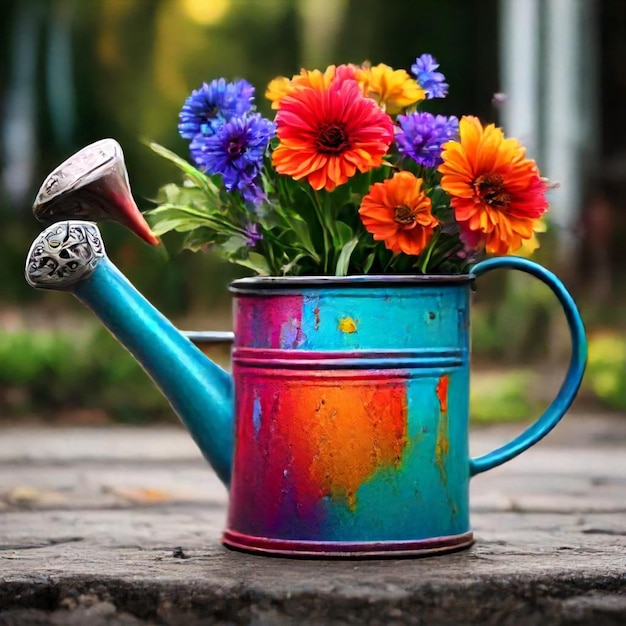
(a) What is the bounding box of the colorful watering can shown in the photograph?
[24,143,587,557]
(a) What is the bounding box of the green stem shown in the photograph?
[308,189,330,273]
[426,239,464,271]
[419,230,441,274]
[383,251,398,273]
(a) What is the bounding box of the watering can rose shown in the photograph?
[136,54,549,276]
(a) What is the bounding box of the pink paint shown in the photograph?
[234,295,305,348]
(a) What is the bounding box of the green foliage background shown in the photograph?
[1,0,500,312]
[0,0,618,421]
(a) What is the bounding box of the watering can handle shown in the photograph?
[183,330,235,345]
[468,256,587,476]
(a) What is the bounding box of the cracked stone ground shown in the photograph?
[0,414,625,625]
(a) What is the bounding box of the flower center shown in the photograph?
[473,173,511,208]
[227,138,245,157]
[394,204,416,226]
[315,123,350,154]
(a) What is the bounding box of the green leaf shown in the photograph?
[234,252,271,276]
[222,234,249,255]
[155,183,215,210]
[363,251,376,274]
[289,215,320,261]
[182,228,219,252]
[146,142,220,196]
[334,220,354,247]
[335,236,359,276]
[144,205,228,236]
[428,185,452,217]
[280,253,307,275]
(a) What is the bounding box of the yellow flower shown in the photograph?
[355,63,425,114]
[265,76,294,109]
[515,218,548,256]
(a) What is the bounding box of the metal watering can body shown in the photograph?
[226,275,473,555]
[25,221,587,557]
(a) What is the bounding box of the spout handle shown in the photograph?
[25,221,105,291]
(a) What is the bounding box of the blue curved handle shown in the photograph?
[469,256,587,476]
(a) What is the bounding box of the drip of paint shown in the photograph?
[314,307,321,330]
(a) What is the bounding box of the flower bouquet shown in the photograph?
[144,54,549,276]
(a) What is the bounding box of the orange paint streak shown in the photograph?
[436,375,449,413]
[280,382,408,509]
[435,375,450,484]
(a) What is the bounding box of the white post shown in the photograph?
[545,0,596,261]
[498,0,541,159]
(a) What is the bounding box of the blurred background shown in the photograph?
[1,0,625,425]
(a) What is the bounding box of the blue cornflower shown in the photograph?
[395,112,459,168]
[411,54,448,99]
[178,78,255,139]
[191,112,276,204]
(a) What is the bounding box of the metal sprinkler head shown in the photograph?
[25,221,105,291]
[32,138,159,246]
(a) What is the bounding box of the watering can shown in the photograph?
[24,140,587,557]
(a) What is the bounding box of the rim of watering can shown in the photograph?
[229,273,474,292]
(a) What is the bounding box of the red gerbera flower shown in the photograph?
[271,81,394,192]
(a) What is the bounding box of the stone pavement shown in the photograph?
[0,414,625,625]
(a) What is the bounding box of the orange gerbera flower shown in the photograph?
[438,116,548,255]
[271,80,394,192]
[359,171,438,255]
[265,64,358,109]
[355,63,425,114]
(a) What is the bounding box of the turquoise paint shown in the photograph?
[321,372,470,542]
[74,259,234,486]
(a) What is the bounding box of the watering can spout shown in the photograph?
[32,138,160,246]
[24,221,234,485]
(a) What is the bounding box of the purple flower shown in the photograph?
[243,222,263,246]
[191,112,276,204]
[411,54,448,100]
[178,78,255,139]
[395,112,459,168]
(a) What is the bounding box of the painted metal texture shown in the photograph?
[24,222,587,558]
[226,277,474,555]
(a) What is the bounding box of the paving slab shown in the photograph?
[0,414,625,625]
